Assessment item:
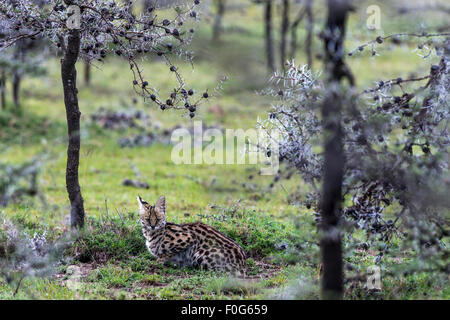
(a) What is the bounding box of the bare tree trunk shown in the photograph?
[12,72,21,108]
[320,0,354,300]
[212,0,226,42]
[280,0,290,71]
[289,6,306,59]
[84,61,90,85]
[264,0,275,72]
[305,0,314,67]
[61,29,85,229]
[12,43,24,109]
[0,70,5,110]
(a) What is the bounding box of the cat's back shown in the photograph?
[180,222,246,260]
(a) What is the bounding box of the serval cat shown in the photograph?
[138,195,247,276]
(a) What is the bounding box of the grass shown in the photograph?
[0,0,448,299]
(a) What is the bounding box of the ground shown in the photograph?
[0,1,449,299]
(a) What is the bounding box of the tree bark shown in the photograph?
[61,29,85,229]
[319,0,354,300]
[12,72,21,108]
[0,70,5,110]
[212,0,226,42]
[280,0,290,71]
[12,43,24,109]
[305,0,314,67]
[84,61,90,85]
[289,6,306,60]
[264,0,275,72]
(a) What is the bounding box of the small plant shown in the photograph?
[0,215,71,297]
[259,3,449,297]
[0,157,41,207]
[260,42,449,260]
[69,215,147,264]
[204,203,312,259]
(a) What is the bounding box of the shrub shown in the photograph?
[70,215,147,264]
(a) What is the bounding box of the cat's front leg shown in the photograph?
[156,257,165,264]
[156,253,173,265]
[146,240,157,258]
[156,248,189,266]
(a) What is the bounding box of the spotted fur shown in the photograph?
[138,195,247,276]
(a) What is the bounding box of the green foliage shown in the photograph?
[205,204,306,258]
[70,215,147,264]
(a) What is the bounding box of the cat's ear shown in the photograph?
[155,196,166,215]
[137,195,146,211]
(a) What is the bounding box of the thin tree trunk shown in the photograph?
[289,6,307,59]
[320,0,354,300]
[264,0,275,72]
[84,61,90,85]
[280,0,290,71]
[305,0,314,67]
[12,43,24,109]
[61,29,85,229]
[12,72,21,108]
[0,70,6,110]
[212,0,226,42]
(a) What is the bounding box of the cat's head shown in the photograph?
[138,195,166,232]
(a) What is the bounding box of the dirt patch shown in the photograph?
[54,262,96,287]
